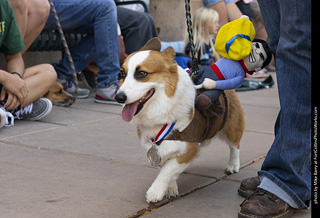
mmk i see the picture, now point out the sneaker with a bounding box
[95,82,120,104]
[0,106,15,127]
[57,79,90,99]
[12,98,52,121]
[0,107,6,128]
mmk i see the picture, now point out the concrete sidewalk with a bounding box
[0,72,311,218]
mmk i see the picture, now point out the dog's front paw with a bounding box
[166,180,179,198]
[146,182,167,203]
[225,163,240,175]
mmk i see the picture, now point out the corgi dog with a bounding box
[115,38,245,203]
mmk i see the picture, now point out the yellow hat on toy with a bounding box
[214,16,255,60]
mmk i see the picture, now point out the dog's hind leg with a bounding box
[217,132,240,175]
[225,140,240,175]
[145,142,199,203]
[221,90,245,174]
[220,120,244,174]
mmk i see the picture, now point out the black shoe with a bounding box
[12,98,52,121]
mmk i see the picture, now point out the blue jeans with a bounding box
[44,0,120,88]
[257,0,311,209]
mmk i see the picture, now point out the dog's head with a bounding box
[115,38,179,123]
[44,81,75,107]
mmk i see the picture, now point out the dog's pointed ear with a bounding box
[162,46,176,65]
[139,37,161,52]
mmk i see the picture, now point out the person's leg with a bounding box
[52,34,96,82]
[22,0,50,53]
[94,0,119,88]
[235,1,251,20]
[7,0,28,41]
[225,1,242,21]
[257,0,311,209]
[117,7,158,54]
[44,0,96,81]
[21,64,57,107]
[45,0,120,88]
[8,0,50,53]
[205,0,229,26]
[240,0,311,213]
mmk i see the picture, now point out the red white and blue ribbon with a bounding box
[148,122,176,144]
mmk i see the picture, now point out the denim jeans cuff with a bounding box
[258,171,310,209]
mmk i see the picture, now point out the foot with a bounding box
[12,98,52,121]
[166,180,179,198]
[95,82,119,104]
[238,176,261,198]
[0,107,14,128]
[145,179,169,203]
[195,93,224,117]
[0,107,5,128]
[57,78,90,99]
[239,189,295,218]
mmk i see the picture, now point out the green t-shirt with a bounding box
[0,0,25,55]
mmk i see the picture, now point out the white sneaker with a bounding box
[0,107,14,128]
[95,82,120,104]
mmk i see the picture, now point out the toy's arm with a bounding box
[195,78,216,89]
[195,74,245,90]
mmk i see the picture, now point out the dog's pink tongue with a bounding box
[122,101,139,122]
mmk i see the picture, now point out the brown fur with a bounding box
[176,142,199,164]
[43,82,74,106]
[221,90,245,149]
[167,90,245,162]
[118,37,245,203]
[120,47,179,98]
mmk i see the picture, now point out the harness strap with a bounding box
[158,92,228,144]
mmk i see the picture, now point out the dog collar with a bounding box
[147,122,176,167]
[148,122,176,145]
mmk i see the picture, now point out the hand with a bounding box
[1,73,29,107]
[194,78,217,90]
[1,88,21,110]
[202,78,217,89]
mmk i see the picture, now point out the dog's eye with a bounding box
[135,71,148,79]
[118,70,126,80]
[56,89,63,94]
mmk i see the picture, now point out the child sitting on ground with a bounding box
[0,0,57,128]
[184,7,220,66]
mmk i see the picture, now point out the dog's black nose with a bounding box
[115,92,127,103]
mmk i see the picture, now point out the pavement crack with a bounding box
[127,178,220,218]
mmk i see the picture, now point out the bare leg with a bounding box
[22,0,50,53]
[208,1,242,26]
[226,2,243,21]
[8,0,50,53]
[21,64,57,107]
[207,1,229,26]
[7,0,28,39]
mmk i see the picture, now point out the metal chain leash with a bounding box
[48,0,78,101]
[185,0,199,80]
